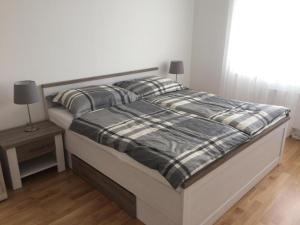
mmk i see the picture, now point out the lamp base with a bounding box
[24,126,39,132]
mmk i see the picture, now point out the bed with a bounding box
[41,67,289,225]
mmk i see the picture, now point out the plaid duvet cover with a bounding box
[146,89,289,136]
[70,101,248,189]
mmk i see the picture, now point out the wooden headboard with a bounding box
[40,67,159,118]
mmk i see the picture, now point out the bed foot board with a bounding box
[198,158,280,225]
[137,198,180,225]
[181,121,289,225]
[71,155,137,218]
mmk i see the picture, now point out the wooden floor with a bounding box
[1,138,300,225]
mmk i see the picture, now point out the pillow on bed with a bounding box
[52,85,139,117]
[113,76,185,98]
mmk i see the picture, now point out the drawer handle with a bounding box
[28,145,54,153]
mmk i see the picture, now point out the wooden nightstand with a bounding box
[0,160,7,201]
[0,121,66,190]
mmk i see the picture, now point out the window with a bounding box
[227,0,300,87]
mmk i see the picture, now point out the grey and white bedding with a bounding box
[70,100,249,188]
[146,89,289,136]
[62,76,289,189]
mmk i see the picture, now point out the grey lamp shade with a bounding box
[14,80,40,105]
[169,61,184,75]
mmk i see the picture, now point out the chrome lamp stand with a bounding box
[24,104,39,132]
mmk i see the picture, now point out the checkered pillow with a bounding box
[114,76,185,98]
[52,85,139,117]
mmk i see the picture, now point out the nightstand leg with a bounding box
[0,162,8,201]
[66,151,73,169]
[6,148,22,190]
[55,134,65,172]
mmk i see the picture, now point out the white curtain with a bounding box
[221,0,300,130]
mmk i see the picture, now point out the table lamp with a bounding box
[14,80,40,132]
[169,61,184,82]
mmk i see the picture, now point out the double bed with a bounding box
[41,67,289,225]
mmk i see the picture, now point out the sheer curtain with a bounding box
[221,0,300,131]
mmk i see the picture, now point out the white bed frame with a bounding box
[41,68,289,225]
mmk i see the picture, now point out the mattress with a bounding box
[48,107,172,188]
[48,107,73,130]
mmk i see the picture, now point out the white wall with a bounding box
[0,0,194,130]
[190,0,231,94]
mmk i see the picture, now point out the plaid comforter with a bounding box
[70,101,248,189]
[146,90,289,136]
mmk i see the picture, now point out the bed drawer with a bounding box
[72,155,136,218]
[16,137,55,163]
